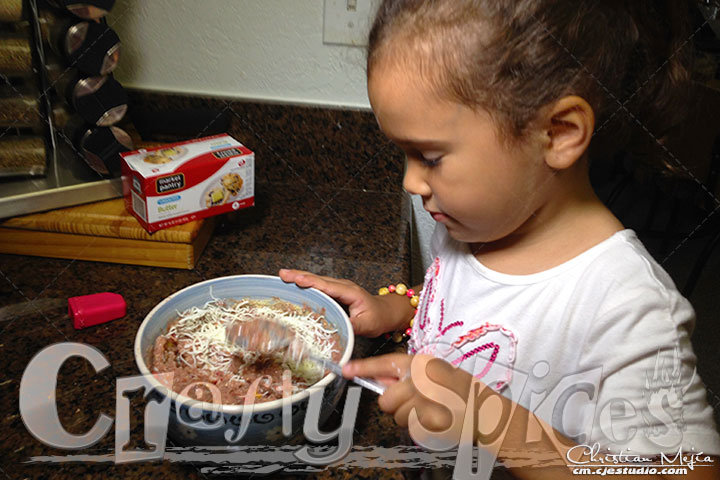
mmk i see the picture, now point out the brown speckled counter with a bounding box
[0,96,427,479]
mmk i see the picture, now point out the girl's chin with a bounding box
[444,224,494,245]
[444,225,475,243]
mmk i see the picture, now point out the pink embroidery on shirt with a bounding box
[408,258,439,354]
[441,322,464,336]
[429,257,439,303]
[420,300,431,330]
[415,257,440,333]
[406,253,518,392]
[410,257,470,354]
[451,342,500,378]
[437,299,464,336]
[453,323,518,389]
[437,298,444,332]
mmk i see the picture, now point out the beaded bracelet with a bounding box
[378,283,419,343]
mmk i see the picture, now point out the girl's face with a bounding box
[368,63,555,245]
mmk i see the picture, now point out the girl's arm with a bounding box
[278,269,418,337]
[344,354,720,480]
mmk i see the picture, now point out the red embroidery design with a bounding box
[452,323,517,390]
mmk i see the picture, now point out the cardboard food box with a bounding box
[121,134,254,233]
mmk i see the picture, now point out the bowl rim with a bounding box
[134,274,354,414]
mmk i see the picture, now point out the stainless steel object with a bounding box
[14,12,121,75]
[0,0,123,219]
[227,317,386,396]
[64,21,121,75]
[78,125,133,176]
[72,75,128,126]
[46,0,115,20]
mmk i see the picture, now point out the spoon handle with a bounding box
[313,356,386,395]
[350,375,387,395]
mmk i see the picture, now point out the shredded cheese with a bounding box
[163,297,339,382]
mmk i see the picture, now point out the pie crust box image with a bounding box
[121,134,255,233]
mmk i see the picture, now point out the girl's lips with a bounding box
[429,211,449,222]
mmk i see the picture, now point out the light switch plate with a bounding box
[323,0,380,47]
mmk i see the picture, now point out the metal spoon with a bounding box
[226,317,386,395]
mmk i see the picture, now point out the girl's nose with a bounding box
[403,159,431,197]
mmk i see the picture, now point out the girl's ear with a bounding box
[542,96,595,170]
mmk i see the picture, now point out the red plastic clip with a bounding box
[68,292,126,330]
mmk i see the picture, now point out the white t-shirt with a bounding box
[408,224,720,456]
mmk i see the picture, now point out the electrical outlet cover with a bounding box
[323,0,380,47]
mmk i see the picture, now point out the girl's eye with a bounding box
[420,154,442,167]
[403,149,443,167]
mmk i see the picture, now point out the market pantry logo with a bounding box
[155,173,185,194]
[212,147,244,159]
[17,342,696,478]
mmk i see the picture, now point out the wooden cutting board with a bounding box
[0,198,215,269]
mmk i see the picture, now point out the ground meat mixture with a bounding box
[150,298,343,405]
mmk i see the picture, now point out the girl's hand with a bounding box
[278,269,407,337]
[343,353,473,446]
[348,355,720,480]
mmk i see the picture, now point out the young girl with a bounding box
[282,0,720,476]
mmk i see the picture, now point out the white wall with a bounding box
[108,0,434,273]
[108,0,372,108]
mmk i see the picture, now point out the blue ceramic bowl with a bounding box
[134,274,353,446]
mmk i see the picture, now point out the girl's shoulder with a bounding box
[431,224,690,325]
[434,226,663,287]
[575,229,695,338]
[579,229,682,302]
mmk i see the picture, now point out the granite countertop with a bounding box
[0,97,428,479]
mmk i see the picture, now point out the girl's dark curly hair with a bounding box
[367,0,693,159]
